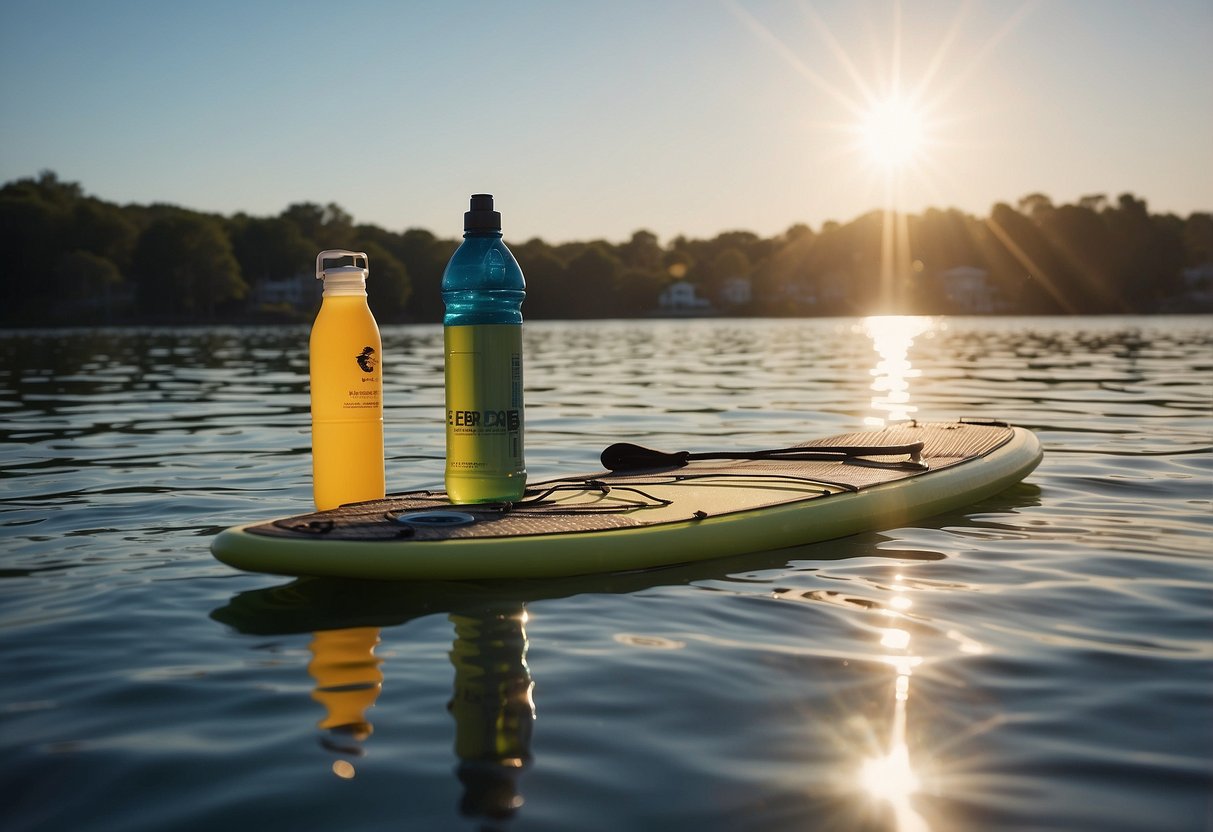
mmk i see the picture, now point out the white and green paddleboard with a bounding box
[211,420,1042,581]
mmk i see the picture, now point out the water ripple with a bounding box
[1,317,1211,832]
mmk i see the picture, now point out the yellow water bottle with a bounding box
[310,250,385,511]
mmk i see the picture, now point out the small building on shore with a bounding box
[252,273,317,307]
[938,265,1003,313]
[719,276,752,307]
[657,280,714,315]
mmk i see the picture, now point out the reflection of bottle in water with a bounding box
[310,250,385,511]
[447,606,535,821]
[307,627,384,768]
[442,195,526,504]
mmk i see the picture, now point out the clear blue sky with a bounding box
[2,0,1210,244]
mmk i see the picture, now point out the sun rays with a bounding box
[726,0,1036,312]
[725,0,957,191]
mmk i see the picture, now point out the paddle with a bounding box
[600,440,926,471]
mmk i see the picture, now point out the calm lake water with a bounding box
[1,316,1210,832]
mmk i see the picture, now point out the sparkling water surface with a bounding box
[1,316,1210,832]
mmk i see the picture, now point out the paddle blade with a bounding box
[600,442,690,471]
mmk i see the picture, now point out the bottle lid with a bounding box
[464,193,502,231]
[316,250,369,296]
[316,250,369,281]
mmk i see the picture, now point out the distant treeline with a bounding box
[2,171,1210,326]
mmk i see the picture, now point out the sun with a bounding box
[860,94,927,169]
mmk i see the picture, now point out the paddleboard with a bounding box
[210,420,1041,581]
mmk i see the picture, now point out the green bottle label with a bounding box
[444,324,525,502]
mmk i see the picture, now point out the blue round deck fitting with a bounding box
[392,510,478,527]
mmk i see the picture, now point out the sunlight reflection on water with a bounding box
[862,315,933,426]
[857,573,931,832]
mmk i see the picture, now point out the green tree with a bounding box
[1103,193,1183,310]
[54,251,126,323]
[513,239,567,319]
[132,212,246,319]
[68,198,139,272]
[1017,193,1055,222]
[0,191,60,319]
[228,215,313,285]
[394,228,458,322]
[356,240,411,321]
[712,247,750,280]
[983,201,1071,313]
[613,268,662,314]
[910,208,979,276]
[752,224,815,314]
[1078,193,1109,213]
[0,172,104,320]
[1038,203,1118,312]
[618,229,663,272]
[1182,213,1213,265]
[565,244,623,317]
[280,202,354,248]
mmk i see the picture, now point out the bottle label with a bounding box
[444,324,524,474]
[312,344,381,418]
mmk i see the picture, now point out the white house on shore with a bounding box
[1170,262,1213,311]
[658,280,714,314]
[938,265,1003,313]
[252,273,317,307]
[719,276,752,307]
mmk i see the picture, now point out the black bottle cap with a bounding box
[464,193,502,231]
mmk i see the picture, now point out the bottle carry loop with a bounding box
[316,250,369,279]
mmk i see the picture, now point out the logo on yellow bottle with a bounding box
[356,347,378,373]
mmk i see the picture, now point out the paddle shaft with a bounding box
[601,440,925,471]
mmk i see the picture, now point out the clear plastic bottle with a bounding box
[442,194,526,504]
[310,250,385,510]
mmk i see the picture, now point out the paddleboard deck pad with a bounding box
[211,420,1042,580]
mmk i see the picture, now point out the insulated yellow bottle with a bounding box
[310,250,385,511]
